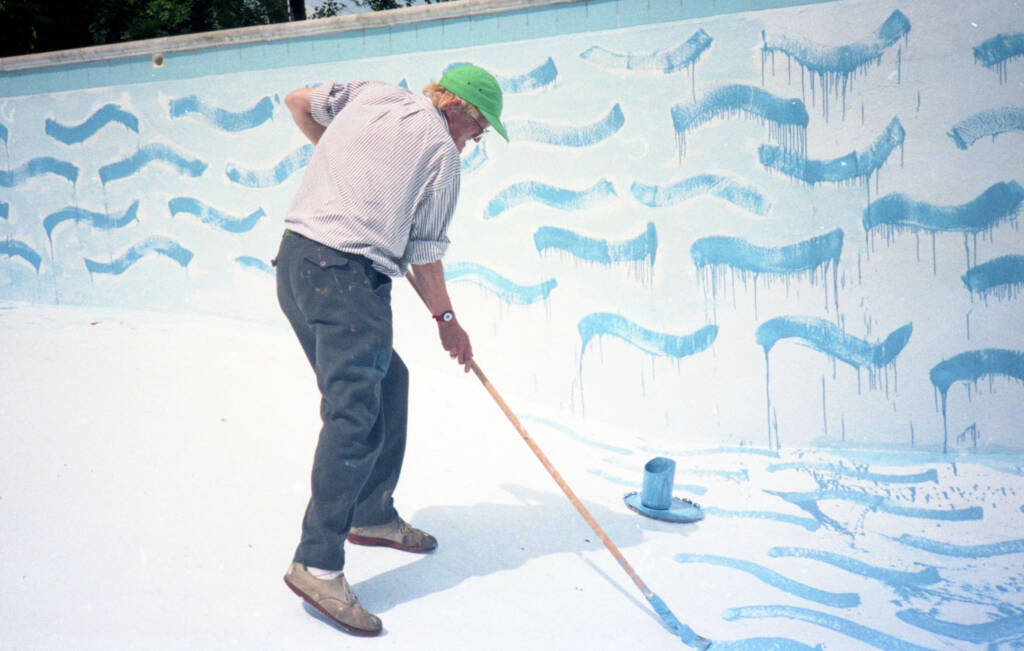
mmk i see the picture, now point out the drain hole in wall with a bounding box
[152,53,165,68]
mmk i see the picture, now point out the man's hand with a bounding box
[438,318,473,372]
[408,262,473,373]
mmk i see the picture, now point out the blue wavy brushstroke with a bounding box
[587,469,706,495]
[44,103,139,145]
[710,638,822,651]
[485,179,616,218]
[896,533,1024,557]
[759,117,904,184]
[579,29,712,73]
[534,222,657,265]
[168,197,266,233]
[579,313,717,359]
[0,157,79,187]
[0,202,7,219]
[675,554,859,608]
[169,94,276,132]
[962,254,1024,295]
[702,507,820,531]
[83,236,193,274]
[671,85,807,156]
[766,462,938,484]
[723,605,935,651]
[461,142,487,174]
[691,229,842,275]
[768,547,940,588]
[443,58,557,93]
[444,262,556,304]
[897,609,1024,643]
[226,144,312,187]
[505,104,624,147]
[236,255,273,274]
[631,174,770,215]
[767,489,983,524]
[974,33,1024,69]
[930,349,1024,397]
[756,317,911,370]
[863,181,1024,233]
[99,144,207,184]
[519,415,631,455]
[43,201,140,240]
[0,239,42,272]
[948,107,1024,149]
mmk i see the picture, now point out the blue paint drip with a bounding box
[755,317,912,369]
[235,255,273,274]
[701,507,820,531]
[168,95,276,132]
[710,638,822,651]
[759,117,904,185]
[948,107,1024,149]
[44,104,140,145]
[631,174,770,215]
[692,229,842,275]
[896,533,1024,557]
[0,157,79,187]
[0,239,43,272]
[505,104,624,147]
[674,553,859,608]
[579,29,712,73]
[0,203,8,220]
[768,547,940,587]
[587,469,707,495]
[169,197,266,233]
[444,58,558,93]
[897,609,1024,643]
[43,201,140,240]
[534,222,657,266]
[930,349,1024,396]
[863,181,1024,233]
[99,144,207,184]
[579,312,717,359]
[763,10,910,75]
[0,122,7,143]
[83,236,193,274]
[766,462,937,484]
[723,605,936,651]
[767,489,983,522]
[485,179,617,218]
[225,144,312,187]
[646,592,710,649]
[974,33,1024,82]
[461,142,487,174]
[444,262,556,304]
[962,254,1024,297]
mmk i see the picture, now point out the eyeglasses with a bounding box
[470,112,490,140]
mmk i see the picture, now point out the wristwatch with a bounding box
[432,310,455,323]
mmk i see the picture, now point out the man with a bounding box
[274,64,508,636]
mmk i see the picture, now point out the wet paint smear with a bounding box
[670,84,808,159]
[44,103,139,145]
[534,222,657,266]
[674,553,859,607]
[99,144,207,184]
[766,462,938,484]
[0,157,79,187]
[631,174,771,215]
[701,507,820,531]
[645,592,710,649]
[43,201,139,241]
[235,255,273,274]
[723,605,936,651]
[896,533,1024,557]
[768,547,940,588]
[756,317,912,370]
[578,312,717,360]
[948,107,1024,149]
[484,178,617,219]
[0,239,43,272]
[766,490,983,534]
[974,32,1024,83]
[444,261,556,304]
[962,254,1024,299]
[443,57,558,93]
[897,609,1024,644]
[709,638,823,651]
[579,28,712,74]
[168,94,276,132]
[83,236,193,275]
[461,141,487,174]
[761,10,911,120]
[505,104,624,147]
[692,229,842,276]
[168,197,266,234]
[863,181,1024,234]
[225,144,312,188]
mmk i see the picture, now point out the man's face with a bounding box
[445,100,490,153]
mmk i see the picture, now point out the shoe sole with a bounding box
[283,576,382,637]
[347,533,437,553]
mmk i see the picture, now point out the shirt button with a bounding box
[319,261,327,267]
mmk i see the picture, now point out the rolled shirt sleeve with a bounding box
[406,176,460,265]
[310,81,367,127]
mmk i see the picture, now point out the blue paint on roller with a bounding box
[755,317,912,370]
[444,262,556,304]
[43,201,140,241]
[44,103,139,144]
[768,547,940,588]
[895,533,1024,557]
[0,239,43,272]
[83,236,193,274]
[962,254,1024,297]
[691,229,842,275]
[631,174,770,215]
[505,104,624,147]
[578,313,716,359]
[226,144,312,187]
[896,609,1024,644]
[580,29,712,73]
[99,144,206,183]
[169,94,276,131]
[485,178,617,218]
[948,107,1024,149]
[0,157,79,187]
[535,222,657,266]
[863,181,1024,234]
[169,197,266,233]
[646,592,711,649]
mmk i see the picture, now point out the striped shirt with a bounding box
[283,81,461,277]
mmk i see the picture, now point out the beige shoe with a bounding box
[348,516,438,553]
[283,563,382,637]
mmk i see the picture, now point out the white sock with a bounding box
[307,566,343,580]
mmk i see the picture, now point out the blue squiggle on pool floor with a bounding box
[709,638,822,651]
[99,144,207,184]
[535,222,657,266]
[897,609,1024,644]
[768,547,940,588]
[225,144,312,187]
[756,317,912,370]
[83,236,193,274]
[723,605,936,651]
[43,202,140,240]
[767,489,983,524]
[444,262,556,304]
[461,142,487,174]
[863,181,1024,234]
[896,533,1024,557]
[579,312,716,360]
[631,174,770,215]
[444,58,557,93]
[519,415,631,455]
[505,104,624,147]
[702,507,820,531]
[948,107,1024,149]
[766,462,937,484]
[675,554,859,607]
[587,468,706,495]
[236,256,273,274]
[168,197,266,233]
[485,179,616,218]
[45,104,139,145]
[974,33,1024,83]
[962,254,1024,299]
[0,157,79,187]
[1,240,43,272]
[169,94,276,131]
[579,29,712,74]
[692,229,842,276]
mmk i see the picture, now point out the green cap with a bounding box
[439,64,509,142]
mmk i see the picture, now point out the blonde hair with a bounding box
[423,82,483,120]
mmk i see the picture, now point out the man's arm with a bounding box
[409,261,473,372]
[285,88,327,145]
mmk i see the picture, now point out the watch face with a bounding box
[442,311,454,322]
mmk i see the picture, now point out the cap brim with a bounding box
[478,108,508,142]
[624,492,704,523]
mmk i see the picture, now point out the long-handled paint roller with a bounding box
[406,272,711,649]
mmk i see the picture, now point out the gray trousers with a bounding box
[275,231,408,571]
